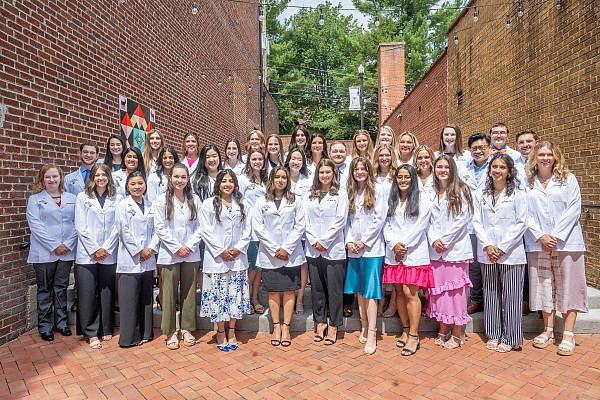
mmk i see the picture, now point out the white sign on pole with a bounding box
[349,86,361,110]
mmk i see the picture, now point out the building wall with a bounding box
[263,87,279,136]
[0,0,268,343]
[382,50,448,149]
[446,0,600,287]
[377,43,406,127]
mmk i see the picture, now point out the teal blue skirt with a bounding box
[247,241,261,271]
[343,256,384,300]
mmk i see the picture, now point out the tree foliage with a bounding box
[267,0,465,139]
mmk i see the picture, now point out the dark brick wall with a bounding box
[446,0,600,287]
[0,0,273,343]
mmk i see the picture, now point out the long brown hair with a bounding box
[433,155,473,217]
[243,148,268,185]
[84,164,117,198]
[143,129,165,174]
[165,163,197,221]
[438,124,465,156]
[265,166,295,203]
[181,132,200,159]
[526,141,570,189]
[266,134,285,166]
[351,129,374,160]
[33,164,66,194]
[347,157,376,213]
[309,159,340,198]
[373,144,398,182]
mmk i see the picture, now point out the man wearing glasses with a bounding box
[459,133,493,315]
[489,123,521,162]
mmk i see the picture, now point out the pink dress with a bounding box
[426,259,473,325]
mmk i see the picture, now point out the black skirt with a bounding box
[261,265,301,292]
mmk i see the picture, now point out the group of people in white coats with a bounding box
[26,123,587,358]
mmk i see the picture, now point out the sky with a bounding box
[277,0,370,28]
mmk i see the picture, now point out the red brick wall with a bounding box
[263,86,279,136]
[446,0,600,287]
[378,43,406,126]
[0,0,268,343]
[382,50,448,149]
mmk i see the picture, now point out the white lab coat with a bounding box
[459,159,489,234]
[427,192,473,262]
[112,169,127,197]
[375,175,393,196]
[304,190,349,260]
[253,196,306,269]
[524,173,585,252]
[345,185,388,258]
[417,174,435,201]
[65,168,86,195]
[75,191,122,265]
[238,174,266,241]
[115,196,160,273]
[182,157,199,175]
[514,154,529,184]
[433,150,471,170]
[222,160,245,176]
[147,172,168,202]
[290,173,312,199]
[472,189,528,265]
[152,192,203,264]
[337,163,350,190]
[383,196,432,266]
[26,190,78,263]
[200,197,251,273]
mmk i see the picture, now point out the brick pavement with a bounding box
[1,328,599,399]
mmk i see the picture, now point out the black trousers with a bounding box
[307,256,346,327]
[33,261,71,333]
[118,271,154,347]
[76,263,116,338]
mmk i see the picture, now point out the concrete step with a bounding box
[66,285,600,334]
[67,284,600,310]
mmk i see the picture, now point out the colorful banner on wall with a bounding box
[119,95,156,152]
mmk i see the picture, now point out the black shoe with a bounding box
[40,332,54,341]
[57,327,72,336]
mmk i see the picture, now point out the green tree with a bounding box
[267,2,379,139]
[353,0,465,83]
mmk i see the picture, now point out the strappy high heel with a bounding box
[401,333,420,356]
[227,327,238,351]
[281,322,291,347]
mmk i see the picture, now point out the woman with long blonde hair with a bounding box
[351,129,374,160]
[344,157,387,355]
[524,141,587,356]
[397,131,419,165]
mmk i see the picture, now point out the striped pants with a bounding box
[481,263,525,346]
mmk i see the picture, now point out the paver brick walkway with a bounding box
[1,328,599,399]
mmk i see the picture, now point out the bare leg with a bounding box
[357,294,368,342]
[402,284,421,354]
[561,310,578,346]
[227,318,238,346]
[377,286,386,316]
[216,321,227,347]
[281,291,295,345]
[383,286,398,317]
[296,262,308,314]
[395,283,409,346]
[268,292,281,344]
[364,296,378,354]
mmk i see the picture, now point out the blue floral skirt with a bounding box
[200,270,252,322]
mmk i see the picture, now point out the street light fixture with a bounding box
[358,64,365,130]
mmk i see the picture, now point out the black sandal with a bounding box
[271,322,281,346]
[401,333,421,356]
[314,324,328,342]
[281,322,291,347]
[324,328,337,346]
[396,326,409,348]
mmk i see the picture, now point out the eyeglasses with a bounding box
[490,131,507,136]
[470,145,489,152]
